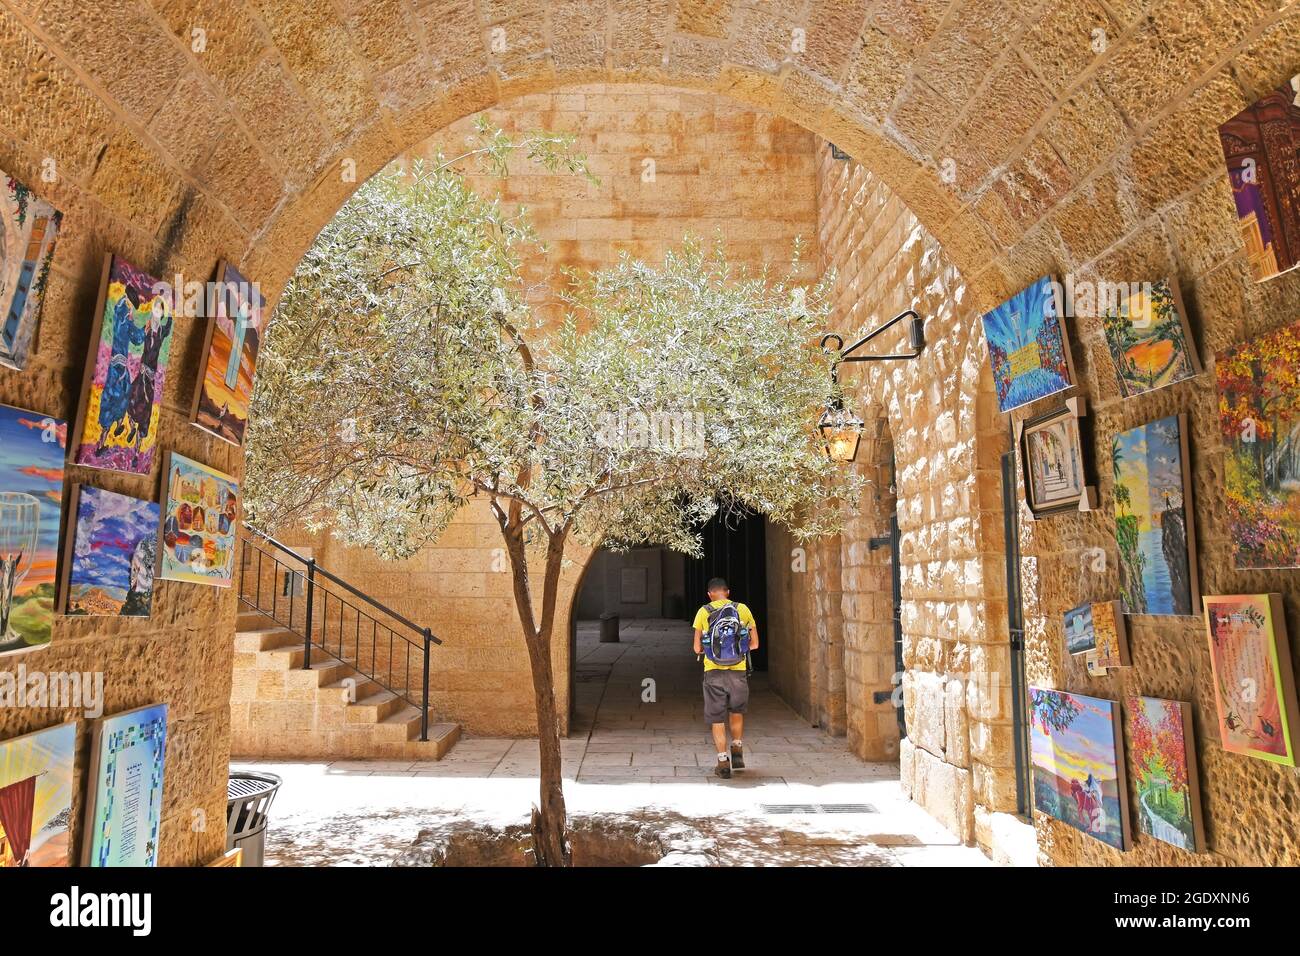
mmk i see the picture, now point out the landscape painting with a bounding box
[1101,279,1201,398]
[1127,696,1205,853]
[1203,594,1299,766]
[982,275,1075,413]
[192,261,262,446]
[0,403,66,657]
[71,255,176,476]
[1111,414,1198,616]
[1018,398,1095,518]
[82,703,167,867]
[159,453,239,587]
[1030,687,1129,851]
[60,485,159,617]
[0,170,63,371]
[0,721,75,867]
[1218,74,1300,282]
[1216,319,1300,569]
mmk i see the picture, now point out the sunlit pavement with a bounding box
[235,619,990,866]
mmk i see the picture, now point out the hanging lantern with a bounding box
[817,401,865,464]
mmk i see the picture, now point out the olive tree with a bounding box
[244,126,864,865]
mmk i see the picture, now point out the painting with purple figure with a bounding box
[71,255,175,475]
[981,275,1076,413]
[60,485,159,617]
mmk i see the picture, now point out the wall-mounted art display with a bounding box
[1218,73,1300,283]
[82,703,167,867]
[1216,319,1300,569]
[0,171,63,372]
[982,275,1076,413]
[1203,594,1299,766]
[1086,650,1106,677]
[191,261,263,447]
[70,255,176,476]
[1100,278,1201,398]
[1127,696,1205,853]
[1015,396,1096,518]
[59,485,159,617]
[0,403,66,658]
[1063,599,1128,667]
[1111,414,1198,616]
[0,721,75,867]
[1029,687,1130,851]
[159,452,239,587]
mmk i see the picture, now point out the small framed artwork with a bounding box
[1203,594,1300,766]
[1126,696,1206,853]
[981,275,1077,413]
[1100,278,1201,398]
[59,485,159,617]
[0,169,63,371]
[1015,396,1097,519]
[158,452,240,588]
[82,703,168,867]
[1063,599,1128,666]
[191,261,263,447]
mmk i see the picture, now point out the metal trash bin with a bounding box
[599,612,620,643]
[226,771,282,867]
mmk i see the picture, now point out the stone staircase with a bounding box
[229,609,461,760]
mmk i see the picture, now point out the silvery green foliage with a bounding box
[245,128,863,564]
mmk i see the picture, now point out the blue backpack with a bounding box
[701,602,749,666]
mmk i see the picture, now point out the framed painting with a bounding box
[82,703,167,867]
[1218,73,1300,283]
[1063,599,1128,666]
[0,721,75,867]
[59,485,159,617]
[191,261,263,447]
[1101,278,1201,398]
[981,275,1076,413]
[70,255,176,476]
[158,452,239,587]
[1086,650,1107,677]
[1203,594,1300,766]
[1111,414,1198,616]
[0,170,63,371]
[1126,696,1205,853]
[0,403,67,657]
[1015,397,1096,518]
[1064,602,1097,656]
[1216,319,1300,569]
[1029,687,1130,851]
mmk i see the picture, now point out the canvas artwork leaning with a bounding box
[60,485,159,617]
[1203,594,1300,766]
[982,275,1076,413]
[1029,687,1130,851]
[0,721,75,867]
[159,452,239,587]
[1216,319,1300,569]
[1111,414,1198,616]
[71,255,176,476]
[1063,600,1128,667]
[82,703,167,867]
[1016,397,1096,518]
[192,261,263,447]
[1218,73,1300,283]
[1100,279,1201,399]
[0,403,66,658]
[0,170,63,371]
[1127,696,1205,853]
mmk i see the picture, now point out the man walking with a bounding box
[693,577,759,779]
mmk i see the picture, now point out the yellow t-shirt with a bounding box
[693,600,755,672]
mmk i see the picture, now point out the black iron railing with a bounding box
[236,525,442,741]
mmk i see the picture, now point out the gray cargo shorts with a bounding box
[702,669,749,724]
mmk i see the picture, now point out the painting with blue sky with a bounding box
[0,402,66,656]
[1030,687,1130,851]
[61,485,159,617]
[981,275,1075,412]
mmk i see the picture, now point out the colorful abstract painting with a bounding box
[1204,594,1300,766]
[159,453,238,587]
[1111,415,1198,616]
[72,255,175,475]
[0,403,66,657]
[982,275,1075,413]
[1018,398,1095,517]
[1216,320,1300,569]
[0,171,62,371]
[192,261,262,446]
[60,486,159,617]
[1127,696,1204,853]
[1029,687,1129,851]
[0,721,75,867]
[83,703,167,867]
[1218,74,1300,283]
[1101,279,1201,398]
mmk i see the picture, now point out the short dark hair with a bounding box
[706,577,729,592]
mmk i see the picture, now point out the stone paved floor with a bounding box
[234,618,991,866]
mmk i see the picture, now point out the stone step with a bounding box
[347,690,406,724]
[237,609,277,630]
[375,705,428,741]
[285,659,352,690]
[321,675,382,703]
[234,627,299,653]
